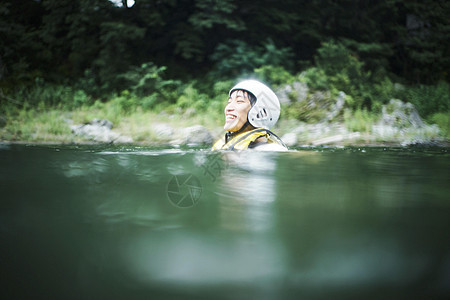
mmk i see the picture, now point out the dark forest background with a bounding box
[0,0,449,139]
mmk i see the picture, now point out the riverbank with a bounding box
[1,100,448,148]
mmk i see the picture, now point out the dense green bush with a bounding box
[298,68,330,91]
[299,41,373,109]
[403,81,450,118]
[1,37,449,143]
[119,62,181,102]
[344,109,377,133]
[2,80,93,109]
[368,78,405,112]
[254,66,296,87]
[210,39,294,79]
[283,100,327,123]
[429,112,450,139]
[177,84,209,111]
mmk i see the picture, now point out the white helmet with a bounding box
[229,79,280,129]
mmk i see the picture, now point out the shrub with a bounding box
[403,81,450,118]
[254,65,296,87]
[300,41,373,109]
[429,112,450,139]
[344,109,377,133]
[177,84,209,111]
[119,62,181,103]
[210,38,294,79]
[316,41,367,82]
[283,98,328,124]
[298,67,329,91]
[370,77,405,112]
[3,79,94,110]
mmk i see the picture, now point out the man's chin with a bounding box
[224,122,236,132]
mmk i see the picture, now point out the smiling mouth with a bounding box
[225,115,237,122]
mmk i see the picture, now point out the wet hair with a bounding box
[232,89,257,106]
[247,91,256,106]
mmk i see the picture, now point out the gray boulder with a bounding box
[281,132,298,147]
[71,118,133,143]
[380,99,425,128]
[183,125,214,145]
[277,81,309,104]
[278,80,347,123]
[153,123,174,139]
[373,99,440,145]
[90,118,113,130]
[323,91,346,122]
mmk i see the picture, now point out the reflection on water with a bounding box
[218,152,278,232]
[0,144,449,299]
[123,232,286,286]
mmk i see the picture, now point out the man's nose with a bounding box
[225,102,235,111]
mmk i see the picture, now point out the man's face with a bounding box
[224,90,252,132]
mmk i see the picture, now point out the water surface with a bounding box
[1,144,449,299]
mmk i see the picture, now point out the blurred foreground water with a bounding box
[1,144,449,299]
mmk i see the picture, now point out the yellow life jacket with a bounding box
[211,128,286,151]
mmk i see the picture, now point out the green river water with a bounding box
[1,144,449,299]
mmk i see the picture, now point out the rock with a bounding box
[281,132,298,147]
[184,108,197,117]
[153,123,174,139]
[276,97,442,146]
[306,90,346,122]
[373,99,440,145]
[287,122,352,145]
[71,118,133,143]
[312,132,361,146]
[380,99,424,128]
[277,81,308,104]
[323,91,346,122]
[183,125,213,145]
[113,135,133,144]
[91,118,113,130]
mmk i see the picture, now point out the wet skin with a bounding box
[224,90,252,132]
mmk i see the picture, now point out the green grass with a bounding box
[344,108,377,133]
[1,107,73,142]
[1,75,448,145]
[1,100,448,145]
[0,100,224,144]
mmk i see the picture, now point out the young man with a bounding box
[212,79,288,151]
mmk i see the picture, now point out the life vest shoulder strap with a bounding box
[212,129,287,151]
[228,129,268,150]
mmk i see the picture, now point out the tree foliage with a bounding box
[1,0,449,93]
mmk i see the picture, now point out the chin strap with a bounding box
[225,120,251,143]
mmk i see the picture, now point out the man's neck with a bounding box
[225,123,255,143]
